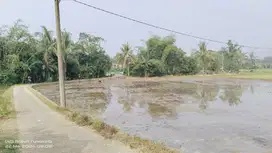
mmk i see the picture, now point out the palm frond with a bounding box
[41,26,53,43]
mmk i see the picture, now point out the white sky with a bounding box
[1,0,272,58]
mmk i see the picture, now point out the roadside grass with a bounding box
[0,86,15,119]
[0,86,20,153]
[28,86,178,153]
[0,85,9,95]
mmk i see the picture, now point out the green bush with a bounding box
[131,60,166,77]
[92,120,105,132]
[179,57,199,74]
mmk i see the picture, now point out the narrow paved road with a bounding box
[13,86,135,153]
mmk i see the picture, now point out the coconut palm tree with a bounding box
[61,31,73,80]
[195,42,211,74]
[37,26,56,81]
[138,47,151,77]
[38,27,74,80]
[119,43,134,76]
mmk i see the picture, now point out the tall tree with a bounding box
[119,43,134,76]
[221,40,244,73]
[193,42,212,74]
[38,26,57,81]
[0,20,112,84]
[61,31,73,80]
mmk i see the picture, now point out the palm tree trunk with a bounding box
[123,55,127,72]
[127,66,130,76]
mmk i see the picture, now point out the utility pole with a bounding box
[54,0,66,107]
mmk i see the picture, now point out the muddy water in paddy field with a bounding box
[35,78,272,153]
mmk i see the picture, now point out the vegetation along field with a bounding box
[1,20,272,85]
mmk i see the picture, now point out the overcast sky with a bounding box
[1,0,272,58]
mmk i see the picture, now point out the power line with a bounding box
[70,0,272,50]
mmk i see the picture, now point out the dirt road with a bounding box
[12,86,135,153]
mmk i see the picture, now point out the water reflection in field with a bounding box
[35,78,272,153]
[102,79,272,153]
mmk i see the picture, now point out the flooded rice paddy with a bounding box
[35,77,272,153]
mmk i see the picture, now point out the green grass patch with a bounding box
[0,85,9,95]
[0,86,20,153]
[214,71,272,80]
[28,85,179,153]
[240,68,272,73]
[172,69,272,81]
[0,87,15,118]
[92,120,105,132]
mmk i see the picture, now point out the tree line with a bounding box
[1,21,271,85]
[0,20,111,84]
[113,35,267,77]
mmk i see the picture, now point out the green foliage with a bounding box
[192,42,222,74]
[113,43,135,76]
[193,42,210,73]
[116,35,199,77]
[1,20,262,81]
[221,40,245,73]
[207,51,221,73]
[178,56,199,75]
[117,36,254,77]
[131,59,166,77]
[0,20,112,84]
